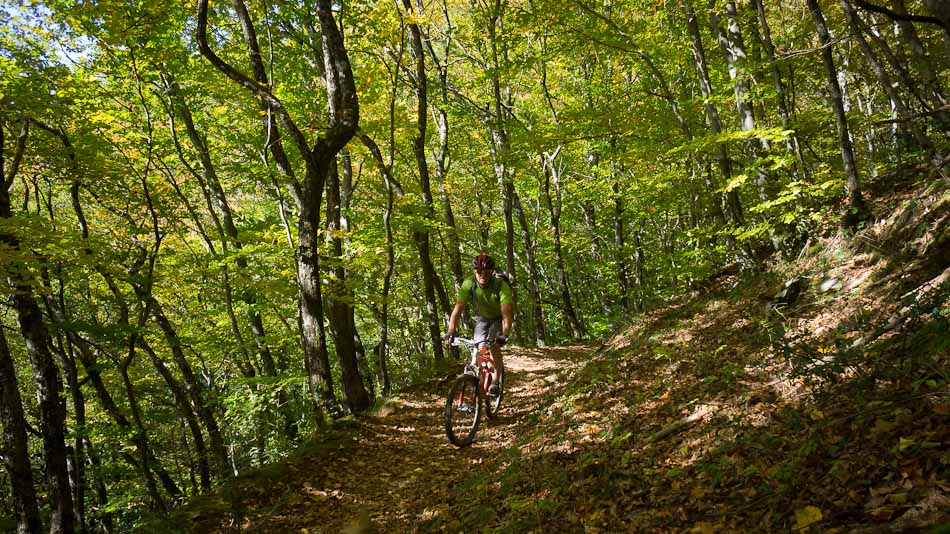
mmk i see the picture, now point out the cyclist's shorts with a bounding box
[475,316,502,344]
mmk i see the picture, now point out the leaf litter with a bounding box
[170,179,949,533]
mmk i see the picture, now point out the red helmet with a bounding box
[471,253,495,271]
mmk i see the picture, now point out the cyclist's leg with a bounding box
[476,316,504,391]
[491,344,504,391]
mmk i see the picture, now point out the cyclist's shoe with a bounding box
[488,384,501,397]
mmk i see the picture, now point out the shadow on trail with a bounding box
[184,345,584,534]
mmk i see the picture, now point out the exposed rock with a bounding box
[772,277,807,308]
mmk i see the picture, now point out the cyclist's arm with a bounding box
[499,280,514,338]
[500,303,513,338]
[447,301,466,335]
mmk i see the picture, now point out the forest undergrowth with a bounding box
[149,174,950,533]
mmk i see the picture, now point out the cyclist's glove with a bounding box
[444,332,456,344]
[495,335,508,346]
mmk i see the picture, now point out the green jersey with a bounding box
[458,276,513,320]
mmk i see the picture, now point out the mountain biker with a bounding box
[445,253,513,396]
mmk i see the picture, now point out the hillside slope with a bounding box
[149,177,950,533]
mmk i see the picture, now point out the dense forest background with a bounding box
[1,0,948,531]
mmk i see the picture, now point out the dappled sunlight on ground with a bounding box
[189,345,586,533]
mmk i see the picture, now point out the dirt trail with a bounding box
[201,346,588,533]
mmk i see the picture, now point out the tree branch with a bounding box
[3,118,29,189]
[195,0,312,161]
[852,0,946,29]
[358,133,405,197]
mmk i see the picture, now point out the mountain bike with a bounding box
[444,337,503,447]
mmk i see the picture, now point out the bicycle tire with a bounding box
[445,374,482,447]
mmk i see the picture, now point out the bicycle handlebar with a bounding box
[449,337,493,348]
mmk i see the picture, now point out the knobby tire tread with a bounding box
[445,374,481,447]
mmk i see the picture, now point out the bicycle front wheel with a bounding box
[445,374,482,447]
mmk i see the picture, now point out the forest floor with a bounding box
[156,175,950,534]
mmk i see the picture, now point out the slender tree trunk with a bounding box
[752,0,807,178]
[891,0,950,127]
[379,180,395,393]
[513,190,546,346]
[360,136,403,394]
[231,0,303,207]
[145,295,230,479]
[708,0,773,203]
[542,151,585,340]
[325,158,370,412]
[198,0,358,420]
[230,0,300,438]
[0,323,42,534]
[43,267,87,532]
[633,221,647,311]
[806,0,870,226]
[163,71,284,380]
[680,0,745,228]
[421,2,464,289]
[921,0,950,61]
[840,0,935,157]
[0,139,74,533]
[54,335,85,530]
[83,438,113,533]
[613,178,631,314]
[403,0,446,362]
[484,0,520,328]
[139,339,212,491]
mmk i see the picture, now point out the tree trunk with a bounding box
[513,190,546,346]
[708,0,773,203]
[52,333,85,530]
[83,438,114,533]
[421,4,464,289]
[752,0,808,179]
[542,151,585,340]
[921,0,950,61]
[840,0,935,157]
[806,0,870,227]
[0,323,43,534]
[484,0,520,329]
[0,144,74,533]
[198,0,358,420]
[325,158,370,412]
[891,0,950,128]
[680,0,745,228]
[360,133,403,394]
[139,339,212,491]
[403,0,446,362]
[613,178,632,314]
[145,295,230,479]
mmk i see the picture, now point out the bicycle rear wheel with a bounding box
[445,374,482,447]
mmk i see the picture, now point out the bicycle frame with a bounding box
[451,337,496,396]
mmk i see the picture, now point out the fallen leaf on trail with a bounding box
[690,521,718,533]
[872,418,895,434]
[889,492,909,505]
[793,505,823,530]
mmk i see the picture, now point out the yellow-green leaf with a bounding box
[793,505,823,530]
